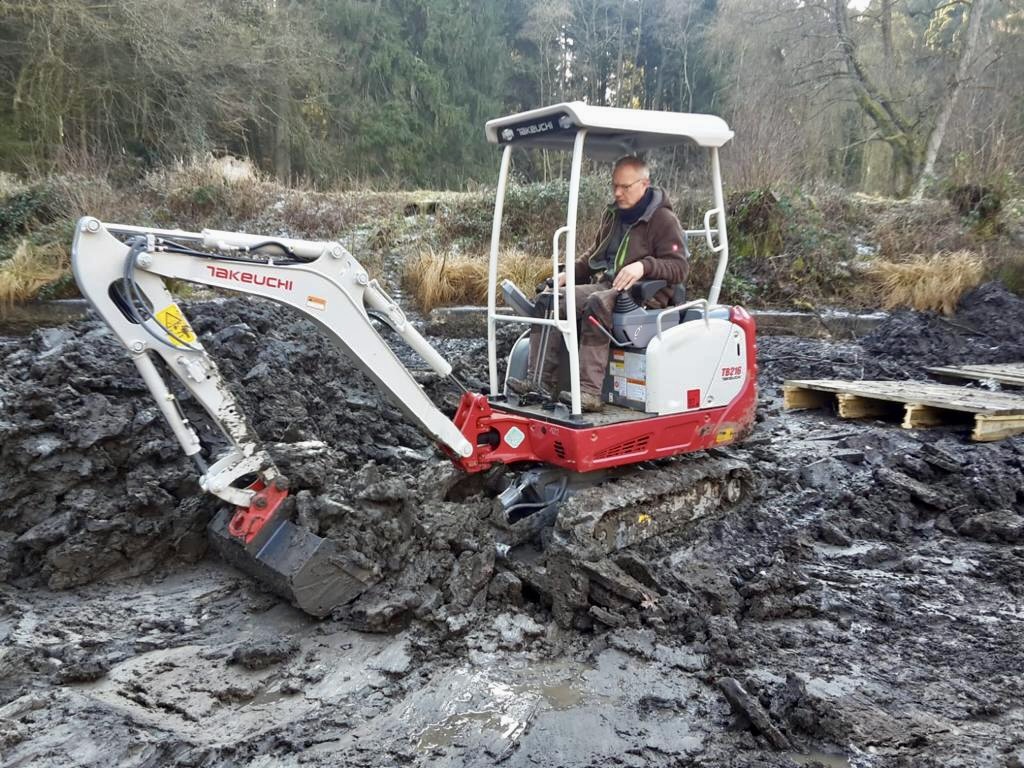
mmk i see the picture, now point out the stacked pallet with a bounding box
[925,362,1024,388]
[783,376,1024,441]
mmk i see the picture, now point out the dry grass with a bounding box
[143,155,278,226]
[854,196,969,258]
[277,190,358,239]
[402,248,552,313]
[51,174,126,222]
[0,172,26,199]
[868,250,986,315]
[0,240,69,308]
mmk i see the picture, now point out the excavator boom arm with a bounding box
[71,217,473,510]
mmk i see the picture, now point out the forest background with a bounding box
[0,0,1022,310]
[3,0,1022,194]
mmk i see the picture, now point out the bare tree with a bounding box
[881,0,894,64]
[831,0,921,195]
[913,0,990,199]
[708,0,1016,197]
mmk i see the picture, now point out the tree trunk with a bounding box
[881,0,893,64]
[912,0,989,200]
[271,0,293,184]
[614,0,627,106]
[832,0,920,196]
[273,71,291,185]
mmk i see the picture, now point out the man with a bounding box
[509,156,689,413]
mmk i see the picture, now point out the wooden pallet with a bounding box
[782,379,1024,441]
[926,362,1024,388]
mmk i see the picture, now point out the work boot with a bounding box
[507,376,546,397]
[506,376,531,395]
[558,390,605,413]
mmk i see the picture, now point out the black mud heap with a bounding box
[0,284,1022,632]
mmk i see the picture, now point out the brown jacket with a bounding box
[573,187,689,308]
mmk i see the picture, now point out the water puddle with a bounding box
[812,541,875,558]
[535,682,584,710]
[418,710,525,749]
[411,663,592,753]
[787,750,851,767]
[249,683,295,707]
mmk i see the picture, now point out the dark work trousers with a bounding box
[527,282,618,396]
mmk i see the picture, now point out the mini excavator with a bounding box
[71,103,757,616]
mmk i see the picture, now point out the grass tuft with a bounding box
[143,155,276,227]
[0,239,70,309]
[402,248,552,313]
[868,250,985,315]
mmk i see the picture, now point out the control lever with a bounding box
[500,279,538,317]
[586,315,635,348]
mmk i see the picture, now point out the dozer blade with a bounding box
[496,455,757,628]
[208,506,376,617]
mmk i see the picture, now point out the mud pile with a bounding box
[861,281,1024,368]
[0,296,550,640]
[2,283,1024,766]
[759,281,1024,384]
[2,283,1021,606]
[0,298,471,591]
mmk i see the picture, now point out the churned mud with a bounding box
[1,283,1023,767]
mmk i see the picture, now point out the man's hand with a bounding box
[612,261,644,292]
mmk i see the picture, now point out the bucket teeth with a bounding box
[208,507,376,617]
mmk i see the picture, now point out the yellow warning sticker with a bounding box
[155,303,197,347]
[715,427,735,444]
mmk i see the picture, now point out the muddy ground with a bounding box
[1,283,1023,767]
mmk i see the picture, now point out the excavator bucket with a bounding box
[208,503,376,618]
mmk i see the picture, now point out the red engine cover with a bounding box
[450,307,757,474]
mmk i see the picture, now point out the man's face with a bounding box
[612,165,650,209]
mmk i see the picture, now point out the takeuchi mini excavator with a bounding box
[71,103,757,616]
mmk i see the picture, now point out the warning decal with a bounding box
[155,303,198,347]
[613,376,647,402]
[504,426,526,449]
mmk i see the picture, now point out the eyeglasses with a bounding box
[611,178,645,193]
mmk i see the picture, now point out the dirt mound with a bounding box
[860,281,1024,368]
[3,291,1024,766]
[0,298,463,591]
[0,295,549,642]
[757,281,1024,386]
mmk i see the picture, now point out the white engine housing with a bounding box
[645,316,748,414]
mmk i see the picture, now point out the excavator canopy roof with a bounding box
[485,102,733,156]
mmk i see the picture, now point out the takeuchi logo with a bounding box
[205,265,293,291]
[516,120,554,137]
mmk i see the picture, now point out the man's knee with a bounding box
[583,289,616,322]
